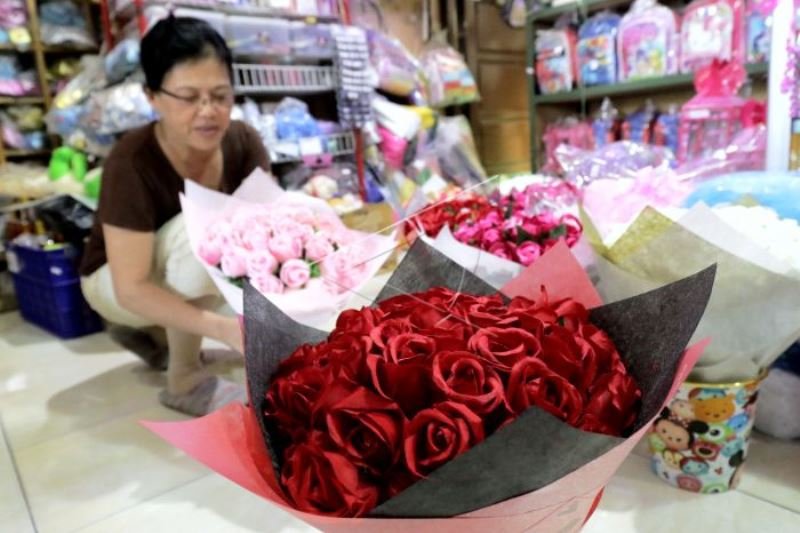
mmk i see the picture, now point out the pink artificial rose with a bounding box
[269,234,303,263]
[251,272,284,295]
[453,224,481,244]
[305,233,335,262]
[274,219,314,245]
[320,252,360,294]
[198,240,223,266]
[241,227,271,251]
[480,228,503,248]
[280,259,312,289]
[220,246,248,278]
[247,249,279,278]
[285,206,317,226]
[315,212,346,234]
[487,241,514,261]
[516,241,542,266]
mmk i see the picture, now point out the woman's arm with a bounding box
[103,223,243,352]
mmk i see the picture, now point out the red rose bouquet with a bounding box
[406,185,582,270]
[145,240,715,532]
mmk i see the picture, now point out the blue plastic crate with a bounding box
[7,245,103,339]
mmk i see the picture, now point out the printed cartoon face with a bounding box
[662,450,683,470]
[649,433,667,453]
[705,423,734,444]
[691,395,735,423]
[722,440,744,459]
[727,412,750,432]
[670,399,695,421]
[702,483,728,494]
[680,457,710,476]
[677,475,702,492]
[654,419,693,451]
[692,440,721,461]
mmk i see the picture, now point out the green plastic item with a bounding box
[48,146,88,182]
[83,168,102,199]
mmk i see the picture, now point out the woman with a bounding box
[80,16,269,416]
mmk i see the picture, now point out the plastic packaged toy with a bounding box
[535,28,578,94]
[746,0,772,63]
[652,104,680,159]
[577,11,621,86]
[677,60,746,163]
[592,98,620,148]
[618,0,679,80]
[680,0,745,73]
[621,100,656,144]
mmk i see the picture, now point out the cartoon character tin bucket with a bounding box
[648,373,766,494]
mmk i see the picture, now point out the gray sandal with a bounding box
[158,376,247,417]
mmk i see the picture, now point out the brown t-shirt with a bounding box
[80,120,269,276]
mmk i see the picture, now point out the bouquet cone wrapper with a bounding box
[180,168,397,328]
[144,240,714,532]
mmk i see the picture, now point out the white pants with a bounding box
[81,214,219,327]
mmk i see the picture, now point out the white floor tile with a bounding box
[75,474,318,533]
[740,434,800,514]
[0,424,34,533]
[584,454,800,533]
[14,406,211,533]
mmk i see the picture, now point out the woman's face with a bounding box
[149,55,234,153]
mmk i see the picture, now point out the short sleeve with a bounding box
[239,122,270,174]
[98,145,157,232]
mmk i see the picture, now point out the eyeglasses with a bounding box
[158,87,236,110]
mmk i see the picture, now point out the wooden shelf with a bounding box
[43,44,100,54]
[529,0,632,22]
[0,96,45,105]
[4,148,51,158]
[533,62,769,105]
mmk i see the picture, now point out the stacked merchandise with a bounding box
[0,0,31,49]
[533,0,771,95]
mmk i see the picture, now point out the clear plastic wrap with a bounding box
[421,43,479,108]
[81,81,157,135]
[51,55,105,110]
[556,141,674,186]
[39,0,96,48]
[104,38,140,85]
[368,30,421,97]
[434,116,486,187]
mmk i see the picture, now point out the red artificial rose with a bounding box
[281,437,380,517]
[468,327,542,372]
[387,333,438,364]
[265,366,332,440]
[404,401,485,478]
[416,320,472,352]
[506,357,584,425]
[582,371,642,436]
[270,344,319,379]
[325,387,405,475]
[464,297,519,329]
[315,334,373,384]
[538,326,584,384]
[368,356,436,418]
[331,307,385,339]
[369,318,414,351]
[432,351,505,415]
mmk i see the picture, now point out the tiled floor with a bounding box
[1,308,799,533]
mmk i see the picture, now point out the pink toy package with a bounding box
[680,0,746,73]
[677,60,746,163]
[542,118,594,173]
[618,0,680,80]
[535,28,578,94]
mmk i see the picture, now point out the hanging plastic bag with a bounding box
[501,0,527,28]
[421,41,479,108]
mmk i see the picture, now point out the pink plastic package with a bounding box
[680,0,746,73]
[618,0,680,80]
[542,118,594,174]
[677,60,746,163]
[535,29,578,94]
